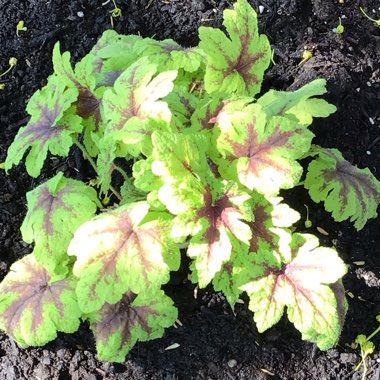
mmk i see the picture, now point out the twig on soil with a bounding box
[367,136,380,150]
[360,7,380,26]
[145,0,155,10]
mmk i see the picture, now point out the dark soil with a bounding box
[1,0,380,379]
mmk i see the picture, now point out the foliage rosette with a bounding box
[0,255,81,347]
[2,0,370,362]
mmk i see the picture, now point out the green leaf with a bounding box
[248,193,299,254]
[119,176,147,205]
[151,132,211,215]
[69,202,180,313]
[5,76,81,177]
[305,147,380,230]
[212,249,246,306]
[164,86,201,132]
[133,156,164,194]
[102,57,177,135]
[21,172,100,272]
[215,103,314,195]
[134,38,204,72]
[76,30,141,87]
[0,254,81,347]
[286,98,337,126]
[89,289,177,362]
[187,184,253,287]
[213,194,298,306]
[241,233,347,350]
[257,79,336,120]
[94,58,177,179]
[199,0,271,96]
[53,42,102,123]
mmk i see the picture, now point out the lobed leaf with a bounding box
[305,147,380,230]
[21,172,100,272]
[69,202,180,313]
[199,0,271,96]
[0,254,81,347]
[89,289,177,362]
[241,233,347,350]
[5,76,81,177]
[78,30,142,87]
[187,184,253,287]
[134,38,204,73]
[102,57,177,135]
[215,103,314,195]
[53,42,102,123]
[151,131,211,215]
[257,78,336,122]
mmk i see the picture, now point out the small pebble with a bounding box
[356,87,360,92]
[369,117,375,125]
[367,81,372,87]
[366,151,371,155]
[259,5,265,14]
[77,11,84,17]
[228,359,237,368]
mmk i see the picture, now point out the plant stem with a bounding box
[113,164,129,181]
[365,326,380,342]
[74,137,122,201]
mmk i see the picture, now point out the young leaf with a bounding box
[187,184,253,288]
[102,57,177,135]
[0,254,81,347]
[89,289,177,362]
[53,42,102,123]
[257,78,335,120]
[76,31,141,88]
[21,172,100,272]
[305,147,380,230]
[5,76,81,177]
[199,0,271,96]
[213,194,299,306]
[69,202,180,313]
[215,103,314,194]
[241,233,347,350]
[164,87,200,132]
[248,193,299,254]
[134,38,204,73]
[151,131,211,215]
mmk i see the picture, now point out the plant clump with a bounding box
[1,0,380,362]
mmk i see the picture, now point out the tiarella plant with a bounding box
[1,0,380,362]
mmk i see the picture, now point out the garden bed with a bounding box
[0,0,379,379]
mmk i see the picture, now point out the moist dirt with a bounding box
[0,0,379,379]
